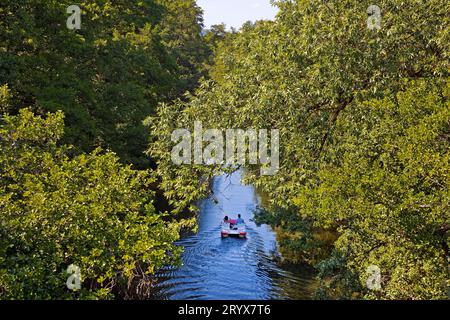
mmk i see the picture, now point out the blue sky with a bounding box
[196,0,279,30]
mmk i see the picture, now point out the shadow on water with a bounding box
[155,171,316,300]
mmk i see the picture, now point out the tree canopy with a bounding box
[0,0,210,168]
[1,0,449,300]
[0,107,182,299]
[148,0,449,299]
[0,0,207,299]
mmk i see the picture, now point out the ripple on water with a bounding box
[155,171,316,300]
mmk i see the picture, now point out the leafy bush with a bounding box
[148,0,450,299]
[0,109,182,299]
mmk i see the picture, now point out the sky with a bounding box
[196,0,279,30]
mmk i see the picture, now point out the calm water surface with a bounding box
[155,171,316,300]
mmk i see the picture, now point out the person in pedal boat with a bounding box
[236,214,245,225]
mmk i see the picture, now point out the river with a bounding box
[155,171,316,300]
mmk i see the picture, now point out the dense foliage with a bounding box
[149,0,449,299]
[0,0,209,299]
[155,0,210,92]
[0,108,182,299]
[0,0,209,168]
[1,0,448,300]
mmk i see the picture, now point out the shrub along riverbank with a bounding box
[1,0,449,300]
[0,0,222,299]
[148,0,449,299]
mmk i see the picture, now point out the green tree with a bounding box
[148,0,449,299]
[310,79,449,299]
[155,0,210,93]
[0,0,209,168]
[0,108,182,299]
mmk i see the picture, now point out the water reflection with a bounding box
[155,171,316,300]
